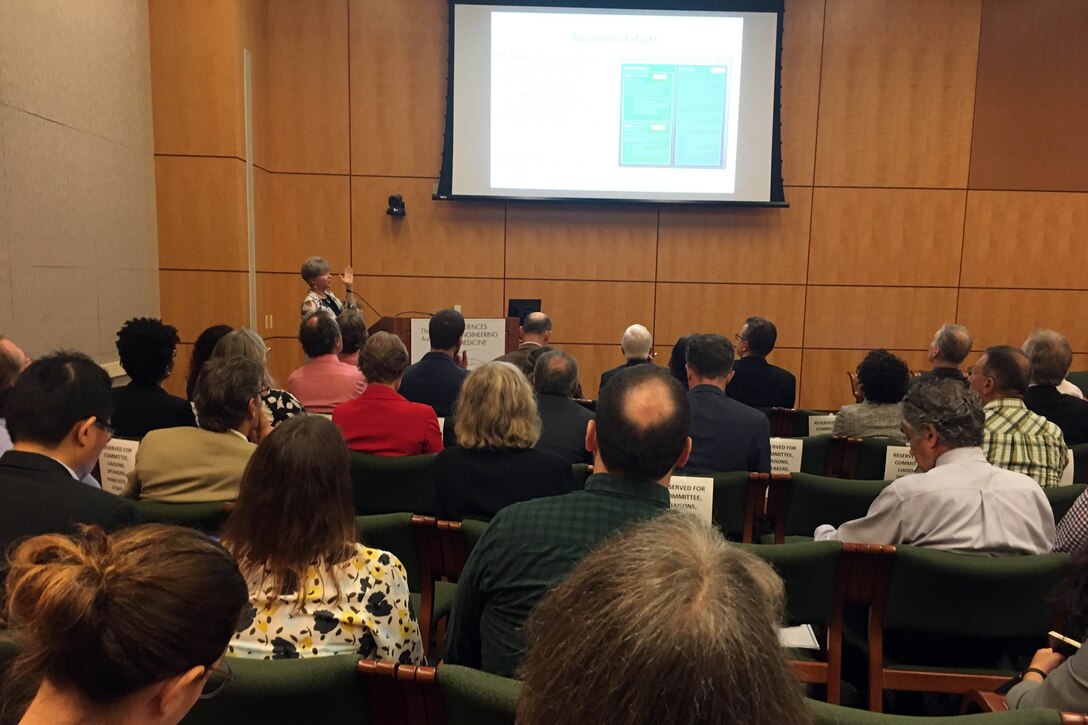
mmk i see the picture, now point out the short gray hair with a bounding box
[300,256,330,285]
[621,324,652,359]
[211,329,273,387]
[534,350,579,396]
[194,357,263,433]
[933,323,973,365]
[1023,329,1073,386]
[902,376,984,449]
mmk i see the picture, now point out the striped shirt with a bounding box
[982,398,1068,488]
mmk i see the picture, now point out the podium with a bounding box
[368,316,520,363]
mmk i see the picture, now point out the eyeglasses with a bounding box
[259,385,271,398]
[92,419,114,438]
[199,660,235,700]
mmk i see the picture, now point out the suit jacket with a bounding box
[123,427,255,502]
[333,384,443,456]
[0,450,139,551]
[111,382,196,439]
[398,352,469,418]
[493,342,545,376]
[436,446,578,522]
[598,358,653,396]
[680,384,771,475]
[725,356,796,409]
[1025,385,1088,445]
[534,394,594,465]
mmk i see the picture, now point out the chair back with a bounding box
[1066,371,1088,395]
[435,664,520,725]
[808,698,1064,724]
[767,473,889,543]
[131,500,232,533]
[857,438,894,480]
[1046,483,1088,523]
[710,471,768,543]
[97,437,140,495]
[358,661,444,725]
[356,513,421,591]
[799,434,832,475]
[1072,442,1088,484]
[740,541,843,627]
[349,452,439,516]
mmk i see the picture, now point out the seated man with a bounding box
[0,352,138,551]
[679,333,770,475]
[332,332,443,456]
[919,323,972,383]
[532,350,594,466]
[286,311,367,415]
[494,312,551,376]
[598,323,654,394]
[969,345,1068,487]
[445,366,691,677]
[111,317,196,438]
[336,308,369,369]
[815,377,1054,554]
[123,357,263,502]
[1023,329,1088,445]
[725,316,796,409]
[398,308,469,417]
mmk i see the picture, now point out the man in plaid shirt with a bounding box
[968,345,1068,488]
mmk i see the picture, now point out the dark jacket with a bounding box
[598,358,653,395]
[725,356,796,409]
[398,352,469,418]
[534,394,594,466]
[681,384,772,475]
[111,382,196,439]
[436,446,577,522]
[1025,385,1088,446]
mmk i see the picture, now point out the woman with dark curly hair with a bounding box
[832,349,911,442]
[112,317,196,439]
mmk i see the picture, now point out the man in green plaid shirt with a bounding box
[968,345,1068,488]
[444,366,692,677]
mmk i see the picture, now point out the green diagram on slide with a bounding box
[619,63,729,168]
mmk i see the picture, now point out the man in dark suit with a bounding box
[533,349,594,465]
[1023,329,1088,445]
[495,312,551,375]
[919,323,972,384]
[598,323,654,394]
[725,316,796,409]
[0,352,139,552]
[398,308,470,417]
[680,334,771,475]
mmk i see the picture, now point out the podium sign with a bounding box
[410,318,508,369]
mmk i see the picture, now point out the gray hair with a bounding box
[902,377,984,449]
[621,324,653,360]
[300,256,330,285]
[933,323,973,365]
[533,350,579,397]
[194,357,264,433]
[1023,329,1073,386]
[212,328,274,387]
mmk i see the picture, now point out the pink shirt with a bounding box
[286,355,366,414]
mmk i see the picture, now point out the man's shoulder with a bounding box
[767,362,796,382]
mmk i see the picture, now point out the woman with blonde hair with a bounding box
[436,361,576,521]
[212,328,304,427]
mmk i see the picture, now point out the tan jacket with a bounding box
[123,427,255,503]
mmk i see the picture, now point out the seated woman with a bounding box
[436,361,577,522]
[212,328,304,427]
[3,524,248,725]
[222,415,423,663]
[299,256,356,318]
[332,332,442,456]
[832,349,910,442]
[186,324,232,402]
[111,317,196,438]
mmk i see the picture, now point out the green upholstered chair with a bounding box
[131,499,232,532]
[436,664,520,725]
[1045,484,1088,523]
[181,655,367,724]
[765,473,889,544]
[808,698,1064,724]
[858,438,896,480]
[1071,443,1088,485]
[800,434,833,476]
[411,517,489,656]
[349,452,439,516]
[571,463,592,489]
[708,471,768,543]
[1065,371,1088,395]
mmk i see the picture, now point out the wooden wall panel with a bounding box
[780,0,825,186]
[356,276,504,320]
[961,191,1088,289]
[505,280,655,346]
[804,286,957,349]
[808,188,966,286]
[255,273,310,339]
[815,0,981,188]
[506,204,658,282]
[264,336,307,390]
[351,177,505,278]
[655,284,806,351]
[969,0,1088,192]
[349,0,446,176]
[160,271,250,343]
[658,187,812,284]
[156,157,248,271]
[957,289,1088,352]
[800,348,933,411]
[255,169,350,273]
[148,0,244,157]
[259,0,350,173]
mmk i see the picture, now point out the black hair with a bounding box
[115,317,179,385]
[684,334,735,380]
[429,309,466,350]
[534,350,579,397]
[336,309,369,355]
[186,325,233,401]
[742,317,777,357]
[299,312,341,358]
[667,336,690,390]
[6,352,112,446]
[983,345,1031,396]
[856,349,910,404]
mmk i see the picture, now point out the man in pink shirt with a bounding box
[287,312,366,415]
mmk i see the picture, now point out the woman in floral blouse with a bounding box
[221,415,423,663]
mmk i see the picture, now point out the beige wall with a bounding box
[0,0,159,362]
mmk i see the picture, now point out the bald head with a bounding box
[521,312,552,344]
[621,324,653,360]
[298,311,341,357]
[930,323,972,367]
[969,345,1031,404]
[534,349,579,397]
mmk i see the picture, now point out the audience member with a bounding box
[1054,491,1088,554]
[598,323,654,393]
[532,350,594,465]
[920,323,972,383]
[667,335,690,390]
[185,324,232,401]
[968,345,1068,487]
[1023,329,1088,445]
[494,312,551,375]
[445,365,691,676]
[725,316,796,409]
[1,524,248,724]
[517,512,808,725]
[832,349,910,442]
[436,362,576,521]
[111,317,196,439]
[299,256,356,317]
[286,312,366,415]
[332,332,442,456]
[222,415,423,663]
[124,358,263,503]
[815,377,1054,554]
[0,336,30,455]
[679,333,770,475]
[212,328,304,427]
[336,308,369,368]
[398,308,469,417]
[0,353,138,552]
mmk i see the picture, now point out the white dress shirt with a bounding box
[814,447,1055,555]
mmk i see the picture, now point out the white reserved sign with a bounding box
[410,318,507,370]
[770,437,804,474]
[98,438,140,495]
[669,475,713,523]
[808,414,837,436]
[883,446,916,480]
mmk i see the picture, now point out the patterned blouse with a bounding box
[262,388,305,427]
[229,544,424,663]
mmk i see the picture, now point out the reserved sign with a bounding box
[883,446,916,480]
[770,437,804,474]
[669,475,713,523]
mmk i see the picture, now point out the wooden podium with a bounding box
[368,316,521,359]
